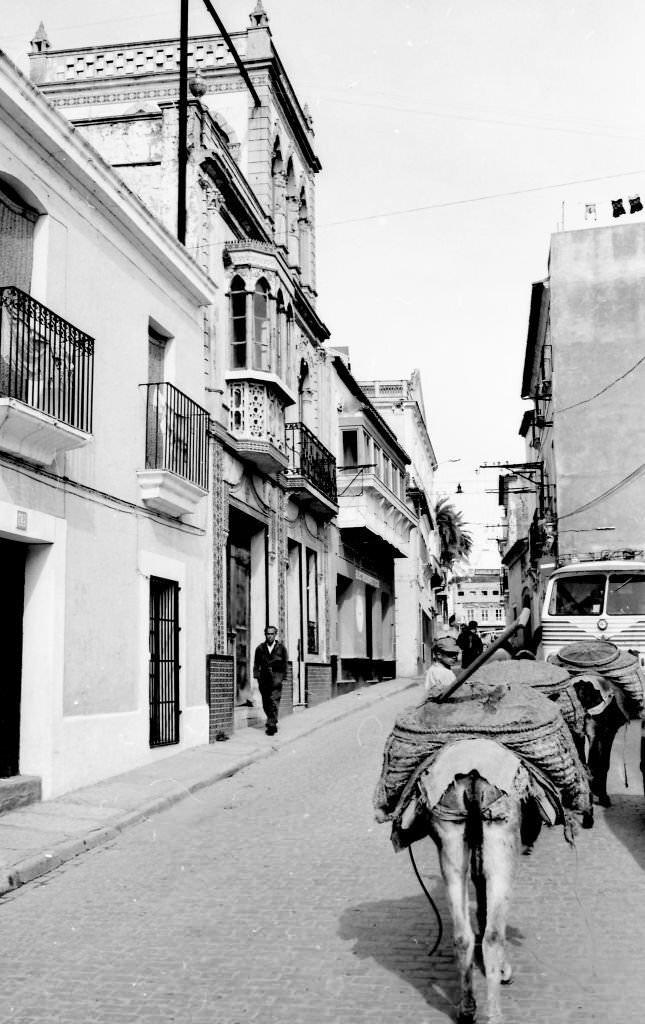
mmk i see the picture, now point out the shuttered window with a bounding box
[0,184,38,293]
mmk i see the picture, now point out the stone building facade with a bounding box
[29,5,340,728]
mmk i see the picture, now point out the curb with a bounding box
[0,679,417,897]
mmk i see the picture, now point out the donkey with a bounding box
[405,737,553,1024]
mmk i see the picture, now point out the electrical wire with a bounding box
[408,844,444,957]
[318,168,645,228]
[558,461,645,522]
[315,91,645,146]
[556,352,645,414]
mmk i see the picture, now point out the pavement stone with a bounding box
[1,680,643,1023]
[0,677,418,896]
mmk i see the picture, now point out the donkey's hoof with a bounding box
[457,1011,476,1024]
[501,960,513,985]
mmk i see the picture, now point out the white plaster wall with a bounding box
[0,84,212,799]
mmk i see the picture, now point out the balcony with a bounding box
[137,382,209,517]
[284,422,338,518]
[338,470,416,558]
[226,376,289,474]
[0,286,94,465]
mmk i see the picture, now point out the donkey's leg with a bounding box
[480,799,521,1024]
[433,818,477,1024]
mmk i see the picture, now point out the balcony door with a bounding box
[0,181,37,294]
[0,539,26,777]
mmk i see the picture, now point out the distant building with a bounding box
[330,354,416,684]
[358,371,441,675]
[450,570,506,637]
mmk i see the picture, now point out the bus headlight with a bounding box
[597,618,608,631]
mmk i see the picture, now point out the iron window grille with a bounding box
[149,576,180,747]
[0,285,94,432]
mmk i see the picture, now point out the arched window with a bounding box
[230,275,246,368]
[275,289,285,378]
[286,160,299,267]
[285,303,294,390]
[271,140,286,247]
[253,278,270,370]
[298,187,311,282]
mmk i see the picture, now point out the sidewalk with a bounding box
[0,677,418,897]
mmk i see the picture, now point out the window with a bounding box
[306,548,319,654]
[492,590,499,596]
[253,278,270,370]
[285,304,294,389]
[342,430,358,467]
[495,608,504,620]
[275,289,284,377]
[606,573,645,615]
[548,575,606,617]
[148,323,168,383]
[0,180,39,294]
[482,590,488,596]
[149,577,180,747]
[230,275,246,368]
[383,455,391,490]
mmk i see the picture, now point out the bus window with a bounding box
[548,575,606,616]
[606,573,645,615]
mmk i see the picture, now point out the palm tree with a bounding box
[434,496,473,570]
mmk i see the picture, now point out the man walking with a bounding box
[253,625,288,736]
[457,619,484,669]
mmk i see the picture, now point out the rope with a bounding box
[408,844,444,957]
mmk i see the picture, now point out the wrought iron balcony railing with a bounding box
[286,422,337,503]
[143,382,209,490]
[0,285,94,432]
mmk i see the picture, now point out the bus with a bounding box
[539,559,645,667]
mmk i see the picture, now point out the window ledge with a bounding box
[0,398,91,466]
[137,469,208,517]
[225,369,296,407]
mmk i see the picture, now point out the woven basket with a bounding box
[603,652,645,714]
[553,640,621,670]
[469,660,572,696]
[374,678,590,820]
[550,641,644,717]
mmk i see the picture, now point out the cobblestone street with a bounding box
[1,687,644,1024]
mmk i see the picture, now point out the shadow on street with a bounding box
[337,883,525,1019]
[602,793,645,872]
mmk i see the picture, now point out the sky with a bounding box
[3,0,645,565]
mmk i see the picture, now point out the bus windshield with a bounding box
[606,573,645,615]
[548,574,606,616]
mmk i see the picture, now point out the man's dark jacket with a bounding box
[253,641,288,687]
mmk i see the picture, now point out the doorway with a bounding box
[0,539,26,777]
[227,535,252,705]
[287,539,304,704]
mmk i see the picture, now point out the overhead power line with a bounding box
[316,92,645,145]
[319,168,645,228]
[556,352,645,413]
[558,461,645,522]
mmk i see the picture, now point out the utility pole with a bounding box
[177,0,189,243]
[176,0,262,245]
